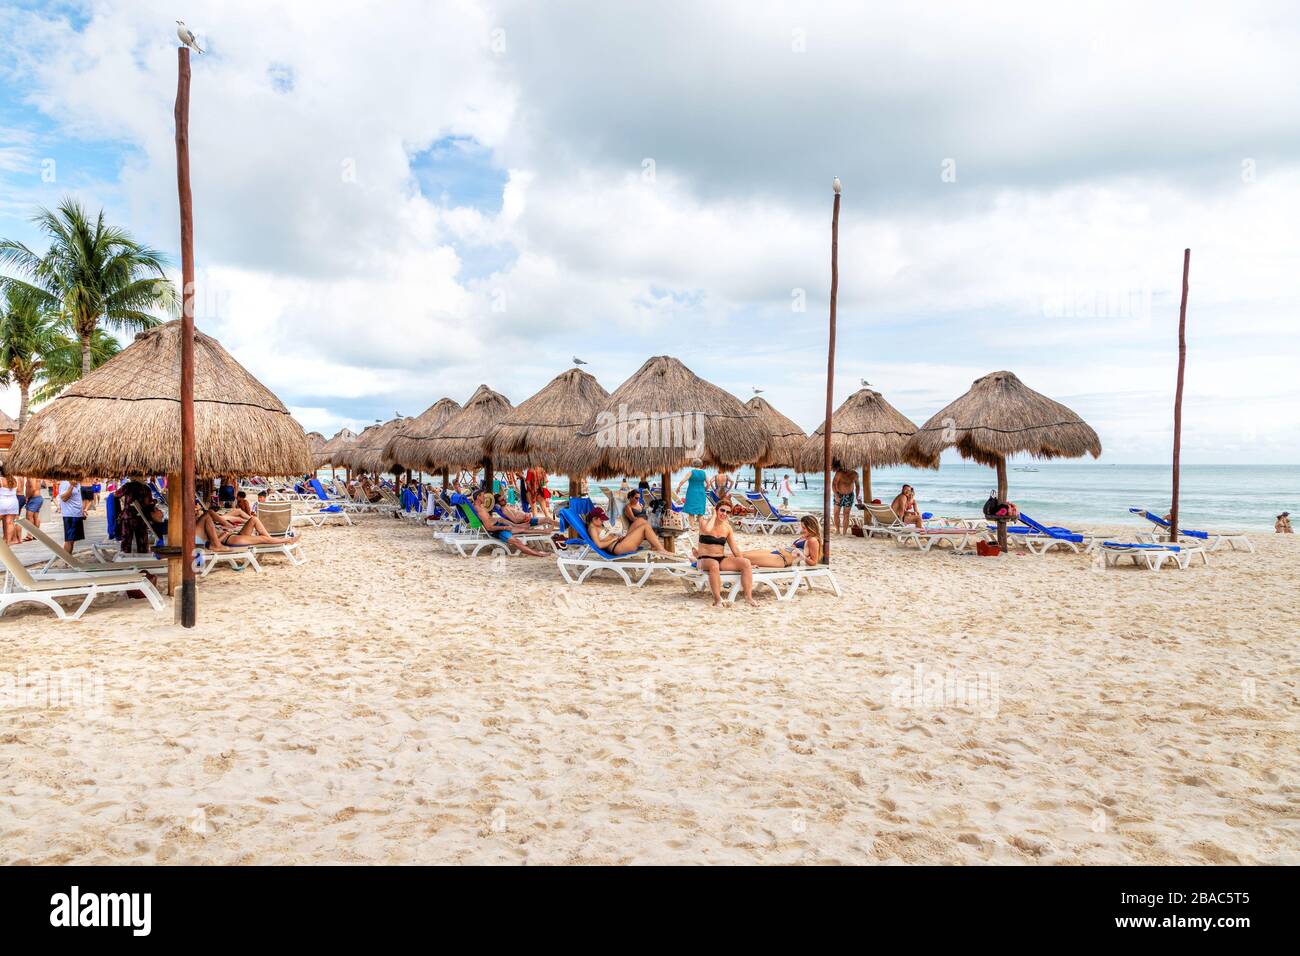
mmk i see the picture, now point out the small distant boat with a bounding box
[1014,466,1039,472]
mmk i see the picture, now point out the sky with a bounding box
[1,0,1297,463]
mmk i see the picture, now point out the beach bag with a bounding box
[982,495,1000,518]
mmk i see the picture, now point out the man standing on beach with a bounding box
[20,474,45,537]
[831,467,860,536]
[780,474,795,509]
[57,477,85,553]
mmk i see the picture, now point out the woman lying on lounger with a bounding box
[691,499,756,607]
[584,506,673,557]
[472,492,548,557]
[194,504,286,551]
[743,514,823,568]
[494,495,558,531]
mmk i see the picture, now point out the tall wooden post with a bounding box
[1170,249,1191,542]
[175,46,197,627]
[822,180,841,564]
[995,457,1009,551]
[165,474,183,594]
[861,465,872,503]
[753,465,763,493]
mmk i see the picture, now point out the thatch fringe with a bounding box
[798,388,924,472]
[485,369,610,472]
[316,427,358,467]
[903,370,1102,468]
[561,356,769,477]
[7,320,312,479]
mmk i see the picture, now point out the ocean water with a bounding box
[583,463,1297,531]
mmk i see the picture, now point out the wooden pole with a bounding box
[175,46,197,627]
[861,465,872,503]
[753,465,763,494]
[165,473,183,596]
[1170,248,1191,542]
[822,182,840,564]
[995,457,1008,551]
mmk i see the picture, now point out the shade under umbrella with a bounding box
[903,370,1102,547]
[382,398,461,471]
[563,356,769,480]
[421,385,514,472]
[6,319,312,479]
[485,368,610,474]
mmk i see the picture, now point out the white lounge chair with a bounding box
[895,526,989,553]
[1129,508,1254,553]
[1100,541,1208,571]
[249,503,309,566]
[19,518,168,576]
[687,563,842,603]
[1,539,164,621]
[738,492,801,535]
[861,502,908,538]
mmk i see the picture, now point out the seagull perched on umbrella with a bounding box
[573,356,588,366]
[752,387,765,395]
[860,378,872,388]
[176,20,204,54]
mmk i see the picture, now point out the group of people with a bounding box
[0,473,98,552]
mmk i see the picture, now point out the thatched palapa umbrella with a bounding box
[903,370,1101,549]
[7,320,312,480]
[382,398,461,485]
[485,368,609,496]
[317,427,358,469]
[564,356,769,508]
[744,395,806,489]
[798,387,924,502]
[347,415,412,476]
[421,385,514,490]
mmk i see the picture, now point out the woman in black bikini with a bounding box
[692,500,756,607]
[194,504,285,550]
[743,514,823,568]
[622,489,649,527]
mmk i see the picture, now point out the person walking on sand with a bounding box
[831,467,860,535]
[0,475,20,544]
[780,474,795,509]
[675,457,708,530]
[22,474,45,538]
[57,476,85,554]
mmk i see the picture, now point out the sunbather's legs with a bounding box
[721,555,757,605]
[742,549,792,568]
[612,523,670,555]
[697,556,723,605]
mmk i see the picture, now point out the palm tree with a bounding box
[30,327,122,406]
[0,197,176,377]
[0,288,62,426]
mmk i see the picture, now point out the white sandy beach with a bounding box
[1,515,1296,865]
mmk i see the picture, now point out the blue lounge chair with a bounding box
[739,492,801,534]
[554,506,691,586]
[1129,508,1253,552]
[999,512,1095,554]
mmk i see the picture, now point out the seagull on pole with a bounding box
[573,356,588,366]
[832,176,842,194]
[176,20,204,54]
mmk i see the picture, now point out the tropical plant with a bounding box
[0,287,62,426]
[0,197,176,377]
[30,326,122,406]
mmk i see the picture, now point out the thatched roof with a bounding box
[6,320,312,480]
[798,388,923,472]
[306,431,326,453]
[382,398,461,470]
[341,417,412,474]
[419,385,514,470]
[903,370,1102,468]
[317,427,358,466]
[0,410,17,434]
[745,396,806,469]
[485,369,610,473]
[562,356,769,477]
